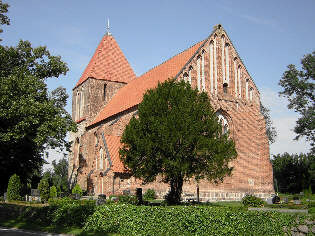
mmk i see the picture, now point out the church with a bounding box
[69,24,274,201]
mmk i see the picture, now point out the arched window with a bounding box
[183,72,188,83]
[209,40,214,94]
[76,91,80,120]
[234,58,238,97]
[223,83,228,94]
[245,79,249,100]
[197,55,201,91]
[188,66,192,85]
[249,87,254,101]
[216,111,229,135]
[225,43,230,84]
[238,65,242,98]
[214,35,218,95]
[201,50,205,91]
[80,88,84,118]
[99,148,104,169]
[221,35,225,83]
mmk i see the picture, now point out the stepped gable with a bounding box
[74,34,136,88]
[104,135,125,173]
[89,40,205,127]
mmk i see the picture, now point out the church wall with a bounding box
[71,27,274,201]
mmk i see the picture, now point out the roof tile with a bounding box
[90,40,204,126]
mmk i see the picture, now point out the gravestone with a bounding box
[97,194,106,205]
[31,189,40,197]
[136,188,143,205]
[282,197,288,204]
[4,192,7,202]
[266,197,273,204]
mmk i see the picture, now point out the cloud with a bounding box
[260,87,311,155]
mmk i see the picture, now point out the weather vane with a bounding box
[106,18,111,36]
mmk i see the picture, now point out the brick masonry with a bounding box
[69,25,274,201]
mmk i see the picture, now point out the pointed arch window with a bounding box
[183,72,188,83]
[209,40,214,93]
[197,55,201,91]
[245,79,249,100]
[201,50,205,91]
[76,91,80,120]
[225,43,230,84]
[221,35,225,83]
[80,88,84,118]
[249,87,254,101]
[216,111,229,135]
[188,66,192,85]
[99,147,104,169]
[103,83,107,101]
[237,65,242,98]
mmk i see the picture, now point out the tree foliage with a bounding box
[38,178,50,203]
[7,174,22,201]
[0,1,10,41]
[72,184,83,197]
[49,186,57,198]
[260,102,277,144]
[272,152,314,193]
[0,40,77,194]
[120,79,237,204]
[279,51,315,153]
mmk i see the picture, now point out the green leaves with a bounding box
[0,40,76,194]
[120,79,237,203]
[279,51,315,153]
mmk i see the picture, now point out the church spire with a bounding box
[106,18,111,36]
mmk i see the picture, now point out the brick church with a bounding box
[70,24,274,201]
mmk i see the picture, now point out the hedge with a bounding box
[84,204,312,235]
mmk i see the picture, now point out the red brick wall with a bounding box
[70,27,274,201]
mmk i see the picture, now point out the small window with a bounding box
[223,83,228,94]
[103,84,107,101]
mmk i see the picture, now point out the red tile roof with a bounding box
[89,40,205,126]
[74,35,136,88]
[105,135,126,173]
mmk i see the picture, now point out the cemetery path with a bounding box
[0,227,70,236]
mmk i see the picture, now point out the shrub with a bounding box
[7,174,22,201]
[118,195,137,204]
[83,204,309,235]
[49,186,58,198]
[72,184,83,197]
[143,189,156,200]
[38,178,50,203]
[242,194,264,207]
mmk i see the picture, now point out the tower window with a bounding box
[223,83,228,94]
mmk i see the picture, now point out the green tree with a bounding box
[272,152,314,193]
[0,41,77,194]
[0,1,10,41]
[120,79,237,204]
[72,184,83,197]
[49,186,57,198]
[260,102,277,144]
[7,174,22,201]
[279,51,315,153]
[51,157,70,194]
[38,178,49,202]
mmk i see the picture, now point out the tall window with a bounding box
[225,43,230,84]
[76,91,80,120]
[221,35,225,83]
[216,111,229,135]
[223,83,228,94]
[245,79,249,100]
[197,55,201,91]
[80,88,84,118]
[201,51,205,91]
[214,35,217,94]
[209,41,214,94]
[183,72,188,83]
[238,66,242,98]
[99,148,104,169]
[234,58,238,97]
[249,87,254,101]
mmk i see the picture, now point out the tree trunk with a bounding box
[166,176,183,204]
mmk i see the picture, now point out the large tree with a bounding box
[260,102,277,144]
[279,51,315,153]
[120,79,237,204]
[0,40,77,194]
[272,152,314,193]
[0,0,10,41]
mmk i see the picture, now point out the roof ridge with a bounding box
[136,40,205,79]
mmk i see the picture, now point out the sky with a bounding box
[2,0,314,169]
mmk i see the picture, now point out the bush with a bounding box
[83,204,310,235]
[143,189,156,200]
[7,174,22,201]
[38,178,50,203]
[49,186,57,198]
[118,195,137,204]
[72,184,83,197]
[242,194,264,207]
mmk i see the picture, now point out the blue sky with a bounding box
[2,0,314,167]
